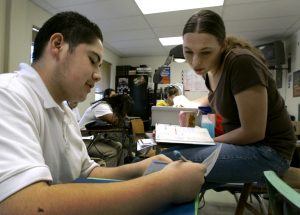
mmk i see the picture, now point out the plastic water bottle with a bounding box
[198,106,215,138]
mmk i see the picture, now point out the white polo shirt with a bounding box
[0,63,98,202]
[79,101,112,129]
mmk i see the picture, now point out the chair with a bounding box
[264,170,300,215]
[213,167,300,215]
[214,144,300,215]
[213,182,268,215]
[130,118,156,157]
[130,118,146,142]
[81,127,129,166]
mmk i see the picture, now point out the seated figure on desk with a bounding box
[79,93,133,166]
[156,85,180,106]
[161,10,296,191]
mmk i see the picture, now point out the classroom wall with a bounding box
[0,0,121,115]
[282,30,300,118]
[2,0,300,118]
[0,0,51,72]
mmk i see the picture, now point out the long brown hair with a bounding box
[183,10,266,64]
[224,36,267,64]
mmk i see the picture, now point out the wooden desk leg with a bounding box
[87,133,100,151]
[234,183,252,215]
[122,130,133,159]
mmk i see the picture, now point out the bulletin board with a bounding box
[182,70,208,92]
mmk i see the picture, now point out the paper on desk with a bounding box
[202,144,222,176]
[143,144,222,177]
[137,138,157,151]
[143,160,168,176]
[82,135,94,140]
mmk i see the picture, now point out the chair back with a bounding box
[282,167,300,189]
[264,170,300,215]
[131,118,145,135]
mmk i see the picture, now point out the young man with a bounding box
[0,11,206,214]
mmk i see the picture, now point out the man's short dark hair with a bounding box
[32,11,103,62]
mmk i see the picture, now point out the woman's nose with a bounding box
[192,55,201,68]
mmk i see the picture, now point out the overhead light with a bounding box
[174,58,186,63]
[135,0,224,14]
[32,26,39,32]
[159,37,182,46]
[170,45,185,63]
[162,45,185,66]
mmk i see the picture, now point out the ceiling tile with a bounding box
[95,16,149,32]
[104,29,156,43]
[30,0,300,57]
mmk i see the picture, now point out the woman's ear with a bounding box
[220,39,227,52]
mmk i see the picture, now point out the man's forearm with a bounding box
[0,175,173,215]
[89,163,144,180]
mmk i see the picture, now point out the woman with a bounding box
[79,94,134,166]
[103,88,116,99]
[156,85,180,106]
[162,10,296,189]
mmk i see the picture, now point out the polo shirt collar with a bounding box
[19,63,62,110]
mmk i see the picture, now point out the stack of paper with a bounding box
[155,123,215,145]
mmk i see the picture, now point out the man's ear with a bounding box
[49,33,64,58]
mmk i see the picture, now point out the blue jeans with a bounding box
[161,143,290,190]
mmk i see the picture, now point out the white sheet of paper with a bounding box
[143,144,222,177]
[137,138,157,151]
[82,135,94,140]
[155,124,215,145]
[202,144,222,176]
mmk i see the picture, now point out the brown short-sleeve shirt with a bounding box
[207,48,296,160]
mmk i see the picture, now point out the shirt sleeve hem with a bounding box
[0,166,52,202]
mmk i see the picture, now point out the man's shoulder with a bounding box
[0,72,17,88]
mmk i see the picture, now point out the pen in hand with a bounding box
[173,150,189,162]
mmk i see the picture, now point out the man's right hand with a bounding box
[161,161,206,203]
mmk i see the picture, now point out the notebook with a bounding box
[151,106,198,126]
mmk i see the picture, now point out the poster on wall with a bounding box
[293,70,300,97]
[160,66,171,84]
[116,77,130,94]
[182,70,208,92]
